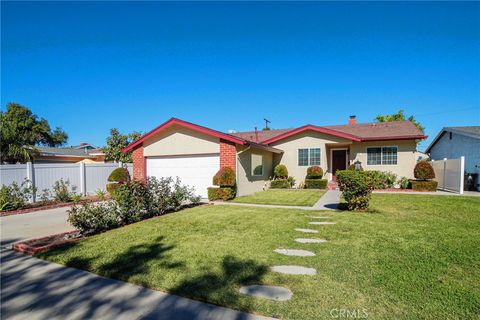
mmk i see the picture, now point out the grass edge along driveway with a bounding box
[232,189,326,206]
[38,194,480,320]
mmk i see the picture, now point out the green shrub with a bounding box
[348,163,364,171]
[53,179,77,202]
[306,166,323,179]
[107,167,131,182]
[68,202,121,235]
[212,167,236,187]
[414,160,435,180]
[305,179,328,189]
[336,170,374,211]
[411,180,438,191]
[0,180,36,211]
[398,177,410,189]
[208,187,236,201]
[365,171,397,189]
[274,164,288,179]
[95,189,107,200]
[270,179,290,189]
[70,176,200,235]
[287,176,296,187]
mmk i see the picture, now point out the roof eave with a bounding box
[360,135,428,142]
[262,125,362,144]
[121,118,247,153]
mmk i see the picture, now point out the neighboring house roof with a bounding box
[232,120,426,144]
[425,126,480,153]
[33,146,104,158]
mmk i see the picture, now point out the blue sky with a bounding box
[1,1,479,151]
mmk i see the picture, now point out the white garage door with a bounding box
[146,154,220,198]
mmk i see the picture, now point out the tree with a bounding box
[0,102,68,163]
[375,109,424,133]
[103,128,142,163]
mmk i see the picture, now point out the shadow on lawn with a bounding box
[171,255,269,310]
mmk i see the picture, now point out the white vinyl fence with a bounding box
[431,157,465,194]
[0,162,133,202]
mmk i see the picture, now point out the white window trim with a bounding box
[366,146,398,166]
[298,148,321,167]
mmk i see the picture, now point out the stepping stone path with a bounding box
[295,228,318,233]
[295,238,327,244]
[271,265,317,275]
[239,285,293,301]
[274,248,315,256]
[309,216,331,219]
[309,221,336,225]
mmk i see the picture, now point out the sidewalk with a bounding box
[0,249,275,320]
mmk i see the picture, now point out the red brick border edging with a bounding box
[12,231,83,255]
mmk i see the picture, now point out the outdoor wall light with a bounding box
[354,160,362,171]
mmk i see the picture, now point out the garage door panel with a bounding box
[146,154,220,198]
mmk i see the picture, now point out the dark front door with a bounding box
[332,150,347,178]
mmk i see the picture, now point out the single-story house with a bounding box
[32,143,105,163]
[122,116,426,198]
[425,126,480,190]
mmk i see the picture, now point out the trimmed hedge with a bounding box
[411,180,438,191]
[274,164,288,179]
[365,170,397,189]
[305,179,327,189]
[207,187,236,201]
[306,166,324,179]
[336,170,374,211]
[213,167,236,187]
[270,179,290,189]
[414,160,435,180]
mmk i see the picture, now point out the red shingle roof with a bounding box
[231,121,425,144]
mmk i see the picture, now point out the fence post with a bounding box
[26,162,35,203]
[459,156,465,195]
[443,158,447,190]
[79,162,86,196]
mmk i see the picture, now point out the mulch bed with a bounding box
[0,196,102,217]
[12,231,84,255]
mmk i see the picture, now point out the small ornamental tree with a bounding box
[306,166,324,179]
[337,170,374,211]
[106,167,131,194]
[212,167,236,187]
[305,166,327,189]
[414,160,435,180]
[209,167,236,200]
[274,164,288,179]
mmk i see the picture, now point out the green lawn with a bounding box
[38,195,480,320]
[232,189,325,206]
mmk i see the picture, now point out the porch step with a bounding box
[327,181,339,191]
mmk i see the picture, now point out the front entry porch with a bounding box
[327,146,350,181]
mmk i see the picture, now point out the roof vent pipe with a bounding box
[254,127,259,143]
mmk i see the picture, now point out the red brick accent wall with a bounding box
[220,139,236,171]
[132,145,146,181]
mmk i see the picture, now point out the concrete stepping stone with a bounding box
[274,248,315,256]
[295,228,318,233]
[271,265,317,275]
[309,221,336,225]
[309,216,332,219]
[295,238,327,244]
[239,285,293,301]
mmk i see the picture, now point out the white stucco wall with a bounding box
[143,125,220,157]
[429,132,480,174]
[270,131,351,183]
[236,146,273,196]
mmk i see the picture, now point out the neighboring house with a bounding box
[122,116,426,198]
[32,143,105,163]
[425,126,480,176]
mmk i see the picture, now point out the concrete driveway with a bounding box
[0,206,74,247]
